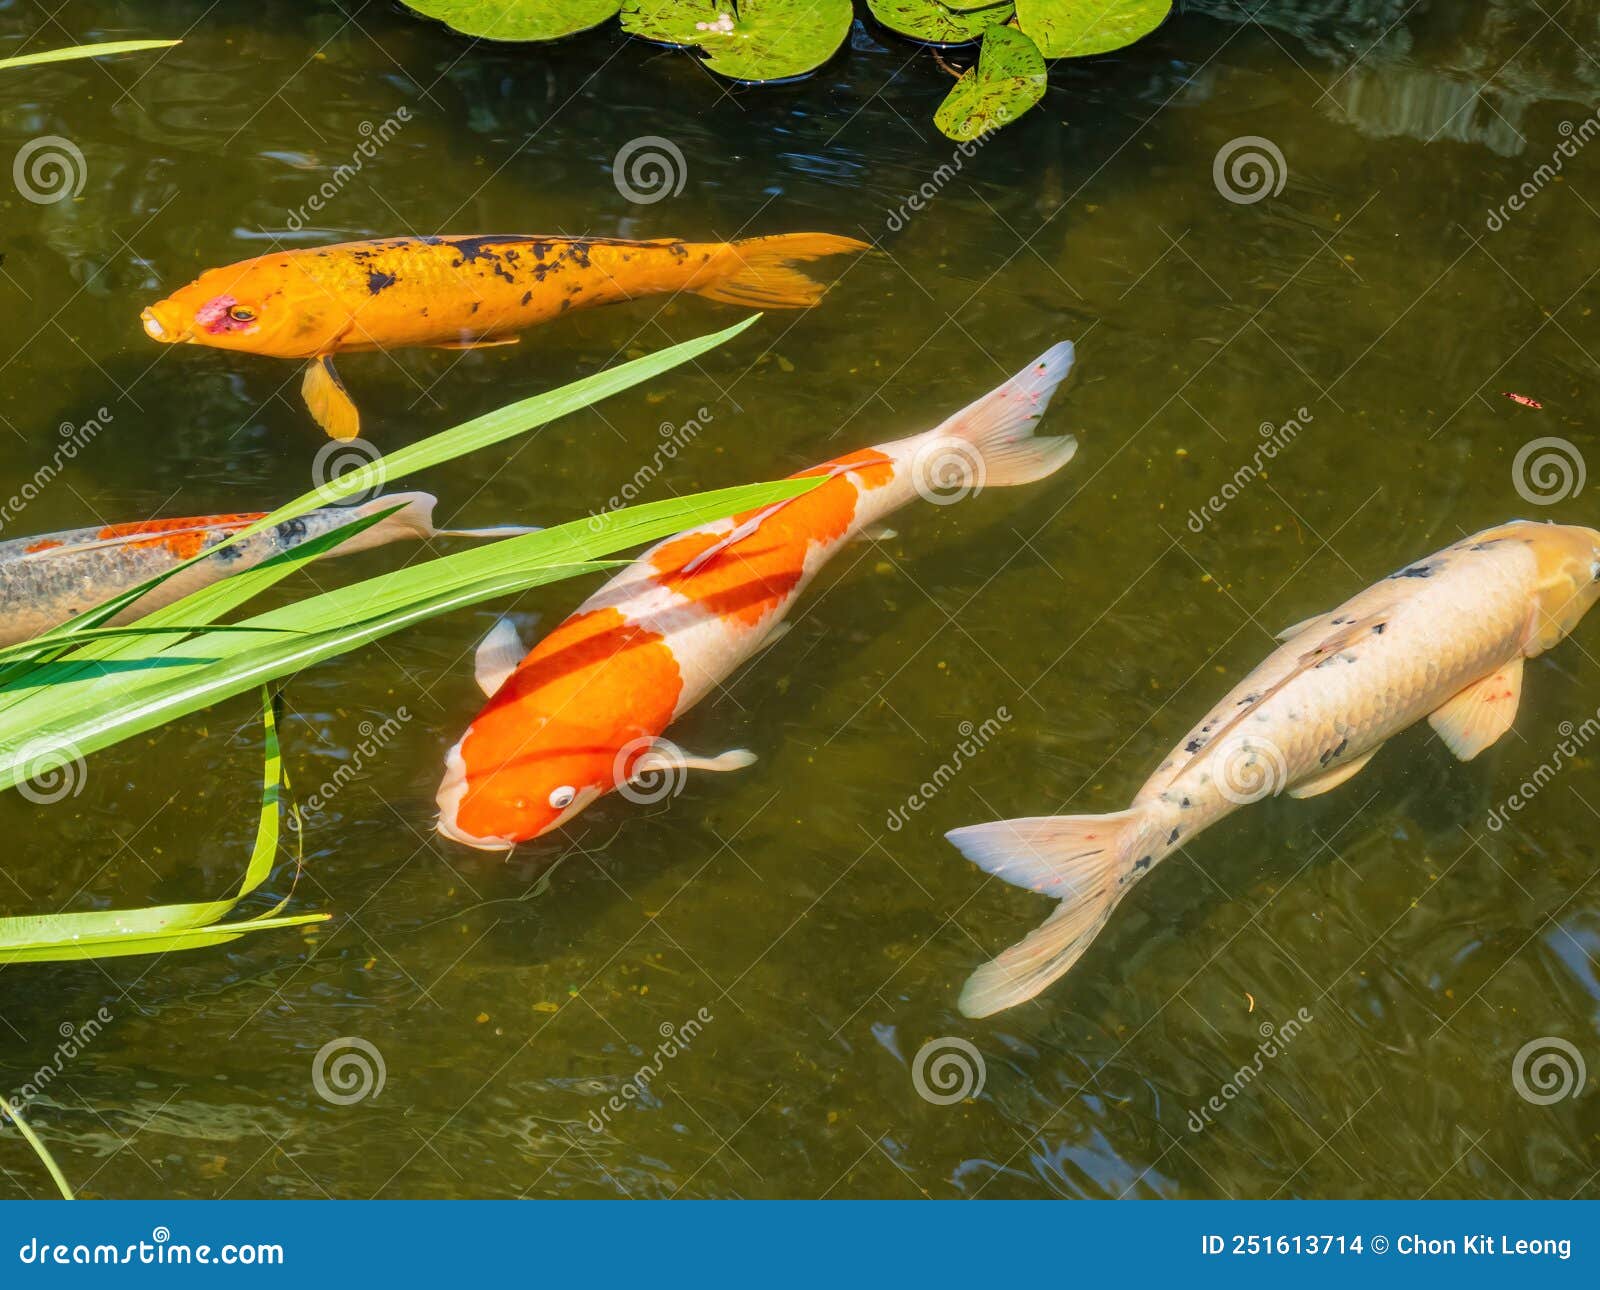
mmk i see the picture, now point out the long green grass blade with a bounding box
[0,39,180,72]
[36,316,760,646]
[0,1093,73,1200]
[0,478,815,789]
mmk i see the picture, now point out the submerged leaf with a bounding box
[867,0,1013,45]
[402,0,621,40]
[934,23,1047,141]
[0,691,324,963]
[1013,0,1170,59]
[621,0,852,82]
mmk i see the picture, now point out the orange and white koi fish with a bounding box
[949,520,1600,1017]
[435,342,1080,849]
[0,493,531,645]
[140,233,869,440]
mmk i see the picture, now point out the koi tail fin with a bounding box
[921,341,1078,491]
[947,807,1150,1018]
[303,356,361,440]
[349,493,540,549]
[697,233,871,308]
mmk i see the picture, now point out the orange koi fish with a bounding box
[0,493,531,645]
[140,233,869,440]
[949,520,1600,1017]
[436,342,1080,849]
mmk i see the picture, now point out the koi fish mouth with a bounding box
[140,305,190,344]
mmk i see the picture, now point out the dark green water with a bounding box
[1,0,1598,1198]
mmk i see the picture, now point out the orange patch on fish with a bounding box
[450,607,683,839]
[651,455,892,626]
[93,513,264,559]
[24,539,62,554]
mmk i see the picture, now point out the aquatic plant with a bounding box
[400,0,1171,139]
[0,39,179,73]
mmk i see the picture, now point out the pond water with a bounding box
[1,0,1598,1199]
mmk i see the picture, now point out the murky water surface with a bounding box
[1,0,1598,1198]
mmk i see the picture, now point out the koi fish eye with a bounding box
[228,305,256,323]
[548,786,577,810]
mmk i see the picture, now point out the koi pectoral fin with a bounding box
[435,336,521,351]
[302,356,360,440]
[1429,658,1524,761]
[474,615,530,697]
[1287,744,1382,799]
[631,745,758,778]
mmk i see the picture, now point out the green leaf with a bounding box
[621,0,852,82]
[934,23,1047,140]
[0,691,324,963]
[1013,0,1170,58]
[0,39,180,72]
[867,0,1013,45]
[402,0,621,40]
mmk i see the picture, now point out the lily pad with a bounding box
[403,0,622,41]
[1013,0,1171,59]
[868,0,1014,45]
[621,0,852,82]
[934,23,1047,140]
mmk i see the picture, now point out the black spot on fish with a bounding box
[1372,622,1386,634]
[559,298,571,312]
[1181,796,1192,809]
[1331,616,1349,625]
[1469,539,1503,551]
[1185,738,1205,753]
[1135,855,1153,872]
[1391,563,1434,579]
[1318,736,1348,766]
[366,269,398,295]
[470,302,480,314]
[520,290,532,306]
[275,518,308,544]
[214,543,244,564]
[1167,828,1180,845]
